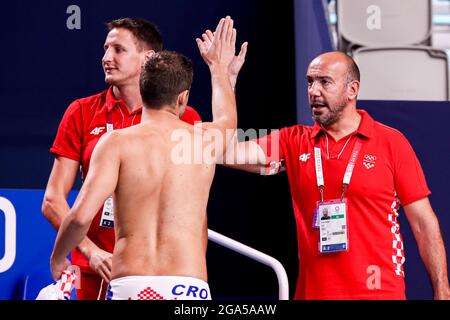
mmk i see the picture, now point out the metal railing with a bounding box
[208,229,289,300]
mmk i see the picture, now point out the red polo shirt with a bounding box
[50,87,201,273]
[257,110,430,299]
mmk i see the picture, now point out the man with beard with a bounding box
[224,51,450,300]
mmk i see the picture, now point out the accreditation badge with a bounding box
[312,206,320,229]
[318,199,348,253]
[100,196,114,228]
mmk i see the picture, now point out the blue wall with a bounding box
[362,101,450,299]
[0,190,78,299]
[294,0,334,126]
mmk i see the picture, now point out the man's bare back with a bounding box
[51,16,240,300]
[110,112,214,281]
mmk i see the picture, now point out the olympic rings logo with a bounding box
[364,155,377,162]
[0,197,16,273]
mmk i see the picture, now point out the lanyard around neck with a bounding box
[107,103,139,132]
[106,109,114,133]
[314,136,362,202]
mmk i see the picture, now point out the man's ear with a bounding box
[142,50,155,66]
[178,90,190,106]
[177,90,189,116]
[347,80,360,101]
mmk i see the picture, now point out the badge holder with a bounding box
[99,112,115,229]
[312,138,362,254]
[100,196,114,228]
[318,198,348,254]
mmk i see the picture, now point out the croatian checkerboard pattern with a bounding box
[388,199,405,277]
[136,287,165,300]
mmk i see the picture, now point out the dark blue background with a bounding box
[362,101,450,300]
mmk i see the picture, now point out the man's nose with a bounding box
[308,82,321,97]
[102,47,112,63]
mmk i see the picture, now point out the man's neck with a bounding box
[141,106,179,123]
[112,84,143,113]
[324,108,361,141]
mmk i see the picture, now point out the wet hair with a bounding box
[106,18,163,52]
[140,51,193,109]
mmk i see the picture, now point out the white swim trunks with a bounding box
[106,276,211,300]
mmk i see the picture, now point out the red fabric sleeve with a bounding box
[393,132,431,205]
[50,100,83,162]
[255,128,286,163]
[252,128,290,175]
[181,106,202,124]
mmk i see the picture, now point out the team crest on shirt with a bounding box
[363,154,376,169]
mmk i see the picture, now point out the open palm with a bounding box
[197,23,248,86]
[196,17,241,70]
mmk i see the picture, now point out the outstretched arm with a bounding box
[196,18,275,173]
[196,16,238,158]
[50,133,120,280]
[223,135,269,174]
[404,197,450,300]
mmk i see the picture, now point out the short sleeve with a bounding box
[50,100,83,162]
[255,129,286,163]
[393,133,431,205]
[181,106,202,124]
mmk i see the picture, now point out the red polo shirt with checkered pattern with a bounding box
[256,109,430,299]
[50,87,201,274]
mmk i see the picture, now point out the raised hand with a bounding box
[197,23,248,88]
[229,42,247,75]
[196,16,236,70]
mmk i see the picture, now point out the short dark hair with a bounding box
[140,51,193,109]
[346,56,360,83]
[106,18,163,52]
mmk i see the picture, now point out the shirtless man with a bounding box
[50,16,239,300]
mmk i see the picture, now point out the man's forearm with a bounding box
[415,216,450,297]
[229,74,237,92]
[210,67,237,159]
[43,197,97,260]
[42,196,71,230]
[210,66,237,129]
[222,136,268,174]
[52,212,91,263]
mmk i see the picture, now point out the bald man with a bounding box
[225,51,450,300]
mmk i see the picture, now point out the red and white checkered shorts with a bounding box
[108,276,211,300]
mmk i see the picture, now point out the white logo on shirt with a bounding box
[90,127,105,135]
[363,154,376,169]
[299,153,311,162]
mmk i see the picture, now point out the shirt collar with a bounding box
[310,109,374,140]
[105,86,142,115]
[355,109,374,138]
